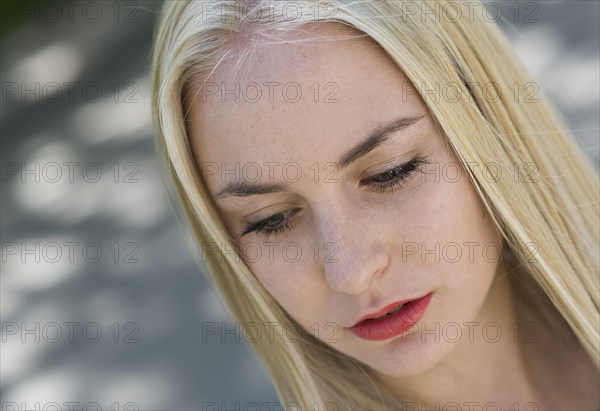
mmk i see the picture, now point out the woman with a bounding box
[150,1,599,409]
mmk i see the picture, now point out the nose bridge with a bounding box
[314,198,388,295]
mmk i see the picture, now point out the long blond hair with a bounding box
[150,1,599,408]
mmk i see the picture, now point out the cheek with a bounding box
[382,158,500,251]
[425,173,498,247]
[395,160,502,312]
[382,153,501,291]
[244,243,330,327]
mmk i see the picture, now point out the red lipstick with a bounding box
[348,292,433,341]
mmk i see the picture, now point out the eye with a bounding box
[371,169,401,183]
[241,209,299,239]
[240,156,429,239]
[362,156,428,193]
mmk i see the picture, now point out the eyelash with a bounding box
[241,209,297,239]
[363,155,428,193]
[241,156,429,239]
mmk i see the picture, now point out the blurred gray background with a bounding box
[1,1,598,410]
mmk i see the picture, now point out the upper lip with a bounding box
[347,295,426,328]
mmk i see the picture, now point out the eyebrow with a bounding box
[214,115,425,199]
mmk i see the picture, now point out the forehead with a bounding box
[185,24,428,190]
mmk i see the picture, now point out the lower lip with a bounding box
[349,293,433,341]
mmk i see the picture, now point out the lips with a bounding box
[377,301,412,318]
[348,292,433,341]
[350,296,423,326]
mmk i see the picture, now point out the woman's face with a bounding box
[186,25,502,377]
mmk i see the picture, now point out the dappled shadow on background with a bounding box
[1,1,277,409]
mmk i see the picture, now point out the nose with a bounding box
[315,201,390,295]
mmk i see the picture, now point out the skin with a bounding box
[186,24,599,409]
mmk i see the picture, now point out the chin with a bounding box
[357,325,461,377]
